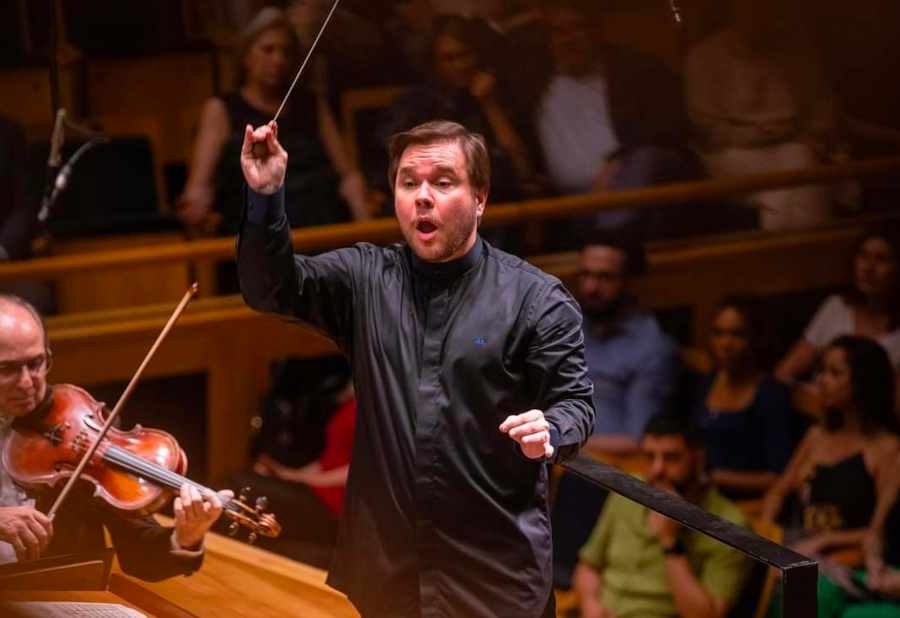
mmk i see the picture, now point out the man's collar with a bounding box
[410,236,484,281]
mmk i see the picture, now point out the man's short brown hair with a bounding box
[387,121,491,197]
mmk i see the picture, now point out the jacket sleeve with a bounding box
[524,281,595,463]
[236,187,364,350]
[102,513,204,582]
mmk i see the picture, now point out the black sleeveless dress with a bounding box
[802,453,877,533]
[215,91,348,236]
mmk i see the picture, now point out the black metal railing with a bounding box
[562,454,818,618]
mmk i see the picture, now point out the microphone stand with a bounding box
[37,138,107,226]
[668,0,683,26]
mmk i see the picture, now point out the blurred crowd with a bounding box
[4,0,900,273]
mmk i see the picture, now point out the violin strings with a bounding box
[102,445,244,515]
[104,446,242,514]
[104,447,243,516]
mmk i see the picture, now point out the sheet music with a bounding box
[0,601,148,618]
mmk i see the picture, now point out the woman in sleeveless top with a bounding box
[776,225,900,391]
[178,8,371,240]
[814,456,900,617]
[692,296,794,499]
[762,336,900,559]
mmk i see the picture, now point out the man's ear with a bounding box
[475,190,487,222]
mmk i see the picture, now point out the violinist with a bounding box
[0,294,227,580]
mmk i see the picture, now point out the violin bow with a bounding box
[48,283,199,519]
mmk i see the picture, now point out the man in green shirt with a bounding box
[575,414,752,618]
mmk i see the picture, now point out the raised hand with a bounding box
[240,122,288,195]
[0,505,53,561]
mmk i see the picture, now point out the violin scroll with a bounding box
[224,487,281,543]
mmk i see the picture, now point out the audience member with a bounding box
[577,229,678,455]
[684,0,842,231]
[0,114,53,315]
[0,115,38,264]
[178,8,370,289]
[693,296,793,499]
[574,414,752,618]
[226,360,355,568]
[762,336,900,560]
[535,0,696,231]
[776,226,900,385]
[378,15,535,203]
[816,456,900,617]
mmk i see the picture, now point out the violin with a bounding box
[3,384,281,543]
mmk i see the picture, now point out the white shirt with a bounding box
[0,415,36,564]
[684,29,835,151]
[537,73,620,194]
[804,294,900,368]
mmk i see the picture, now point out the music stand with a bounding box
[0,549,115,591]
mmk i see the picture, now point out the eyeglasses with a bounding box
[0,353,52,382]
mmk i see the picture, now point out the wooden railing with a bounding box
[1,155,898,287]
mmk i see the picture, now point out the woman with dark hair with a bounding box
[777,225,900,383]
[693,296,794,498]
[178,7,371,289]
[762,336,900,560]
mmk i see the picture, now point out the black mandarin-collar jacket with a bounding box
[238,194,594,617]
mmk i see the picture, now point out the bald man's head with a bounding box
[0,295,50,417]
[0,295,46,346]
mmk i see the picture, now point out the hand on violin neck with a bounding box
[0,506,53,562]
[172,484,233,550]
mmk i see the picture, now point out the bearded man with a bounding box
[236,119,594,617]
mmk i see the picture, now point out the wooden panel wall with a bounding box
[86,53,216,165]
[51,232,192,313]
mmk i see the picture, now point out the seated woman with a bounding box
[376,14,535,204]
[776,226,900,391]
[253,379,355,519]
[762,336,900,560]
[816,455,900,618]
[693,296,794,499]
[228,370,356,569]
[177,8,371,289]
